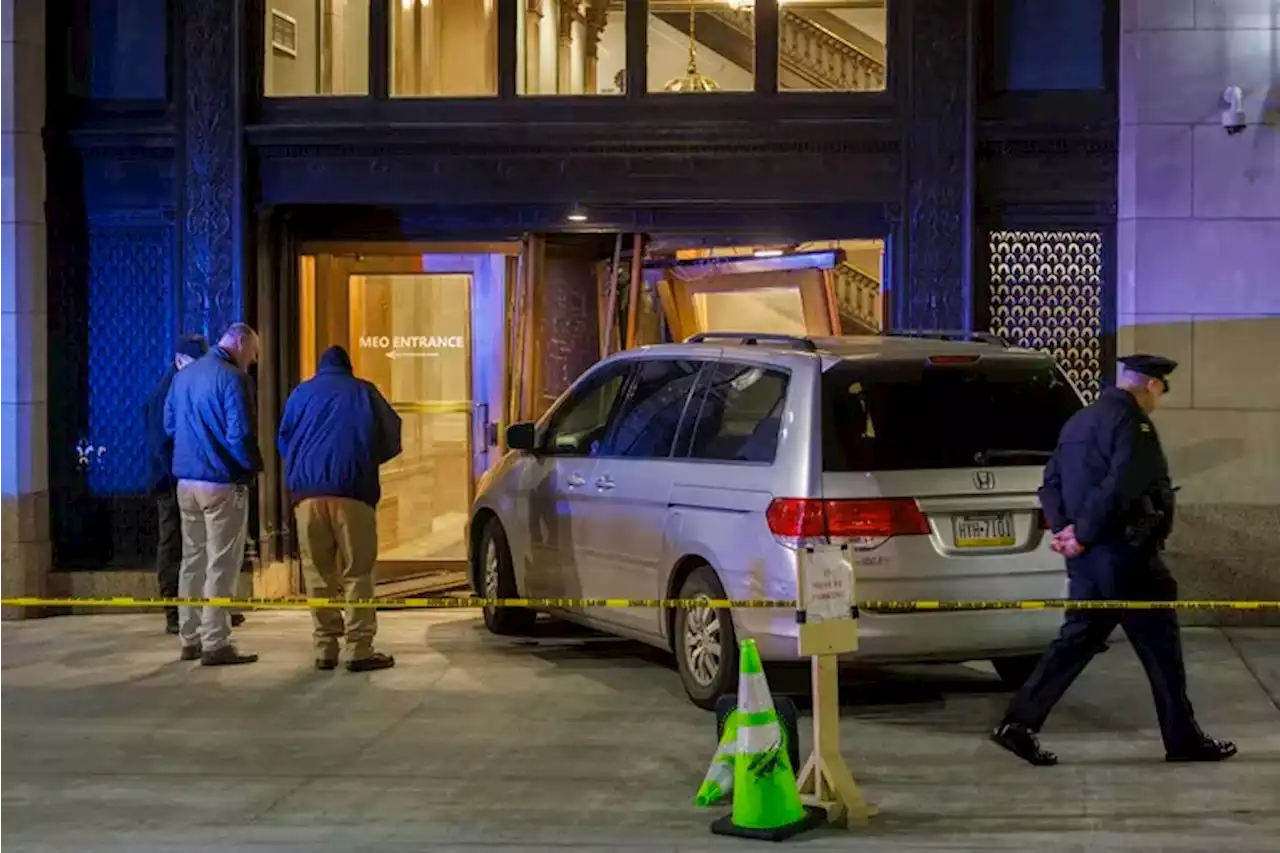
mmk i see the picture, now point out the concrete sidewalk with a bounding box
[2,611,1278,852]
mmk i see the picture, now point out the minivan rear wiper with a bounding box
[973,449,1054,464]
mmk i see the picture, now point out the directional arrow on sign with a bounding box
[386,350,440,360]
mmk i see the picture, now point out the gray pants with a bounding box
[177,480,249,652]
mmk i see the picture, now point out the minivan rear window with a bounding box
[822,358,1083,471]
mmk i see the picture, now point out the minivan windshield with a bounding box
[822,357,1084,471]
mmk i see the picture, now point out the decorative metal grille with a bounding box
[989,230,1104,400]
[87,224,172,494]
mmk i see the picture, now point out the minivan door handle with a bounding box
[566,473,586,488]
[595,475,616,492]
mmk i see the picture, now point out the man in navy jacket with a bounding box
[144,333,208,634]
[165,323,264,666]
[278,345,402,672]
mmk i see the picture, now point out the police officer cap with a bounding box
[1118,353,1177,380]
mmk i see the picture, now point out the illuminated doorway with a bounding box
[299,245,516,586]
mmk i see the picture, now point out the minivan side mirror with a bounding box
[506,422,538,453]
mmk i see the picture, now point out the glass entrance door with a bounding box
[348,273,473,569]
[299,245,516,588]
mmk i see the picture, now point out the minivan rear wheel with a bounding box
[479,518,537,636]
[673,566,739,710]
[991,654,1043,689]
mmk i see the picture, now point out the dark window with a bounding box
[600,360,706,459]
[542,365,630,458]
[685,363,790,464]
[993,0,1105,91]
[822,358,1084,472]
[90,0,169,100]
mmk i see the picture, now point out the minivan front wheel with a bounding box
[479,518,537,636]
[673,565,739,710]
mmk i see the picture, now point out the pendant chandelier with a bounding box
[663,0,720,92]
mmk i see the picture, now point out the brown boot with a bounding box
[347,652,395,673]
[201,646,259,666]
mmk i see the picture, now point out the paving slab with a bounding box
[2,611,1278,852]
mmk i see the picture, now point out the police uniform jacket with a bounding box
[1039,387,1173,549]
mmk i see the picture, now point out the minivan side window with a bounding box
[541,365,630,457]
[684,363,790,464]
[598,359,707,459]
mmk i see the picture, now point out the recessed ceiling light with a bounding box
[566,204,588,223]
[754,248,784,258]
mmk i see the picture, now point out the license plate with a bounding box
[953,513,1016,548]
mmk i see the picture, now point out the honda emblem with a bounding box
[973,470,996,491]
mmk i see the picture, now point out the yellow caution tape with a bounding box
[2,597,1278,611]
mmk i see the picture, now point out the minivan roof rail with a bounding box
[881,330,1010,347]
[684,332,819,352]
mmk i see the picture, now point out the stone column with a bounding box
[1,0,50,618]
[524,0,543,95]
[556,0,574,94]
[583,0,608,94]
[1118,0,1280,623]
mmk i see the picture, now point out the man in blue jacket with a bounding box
[144,333,208,634]
[165,323,264,666]
[278,345,402,672]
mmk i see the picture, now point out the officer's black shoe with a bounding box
[180,645,202,661]
[315,658,338,671]
[990,722,1059,766]
[1166,738,1238,763]
[230,613,246,628]
[165,621,180,636]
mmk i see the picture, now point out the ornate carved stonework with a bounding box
[896,0,971,330]
[181,0,239,340]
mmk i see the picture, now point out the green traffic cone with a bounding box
[695,709,740,807]
[710,638,824,841]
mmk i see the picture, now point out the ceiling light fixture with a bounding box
[754,248,784,258]
[566,204,588,223]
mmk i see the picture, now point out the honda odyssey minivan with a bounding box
[468,332,1081,708]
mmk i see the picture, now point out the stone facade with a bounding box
[1118,0,1280,622]
[2,0,50,619]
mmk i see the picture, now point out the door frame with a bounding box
[646,249,845,341]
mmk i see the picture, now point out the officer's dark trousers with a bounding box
[1003,547,1203,750]
[156,489,182,625]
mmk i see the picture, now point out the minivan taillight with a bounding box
[766,498,930,550]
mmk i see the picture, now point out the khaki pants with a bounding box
[177,481,249,652]
[295,497,379,661]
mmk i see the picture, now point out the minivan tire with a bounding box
[673,565,739,710]
[479,518,537,636]
[991,654,1043,689]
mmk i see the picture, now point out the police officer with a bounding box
[990,354,1237,766]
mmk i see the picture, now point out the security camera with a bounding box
[1221,86,1246,135]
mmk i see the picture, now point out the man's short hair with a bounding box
[220,322,258,346]
[175,334,208,360]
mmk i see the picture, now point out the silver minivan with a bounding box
[468,332,1081,708]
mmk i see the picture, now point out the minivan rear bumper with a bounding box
[741,606,1063,664]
